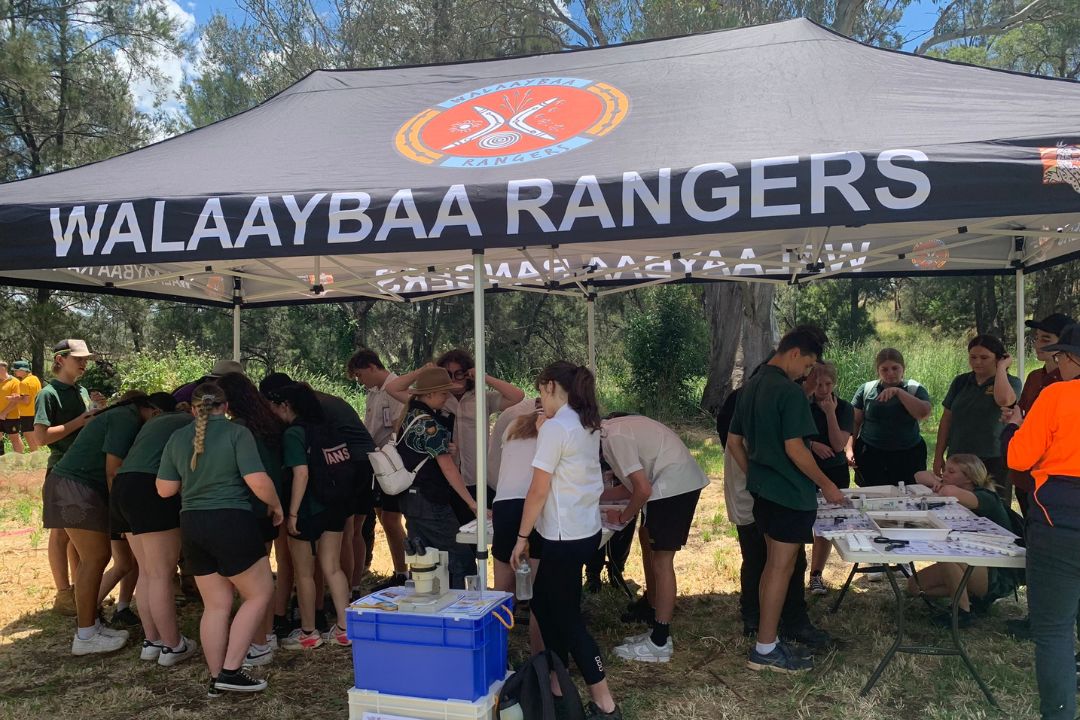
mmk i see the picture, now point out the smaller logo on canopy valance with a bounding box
[395,77,628,168]
[1041,143,1080,195]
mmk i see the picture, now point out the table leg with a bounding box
[860,564,905,696]
[949,565,997,706]
[829,563,860,615]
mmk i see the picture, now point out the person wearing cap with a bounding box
[394,366,479,589]
[1012,313,1076,518]
[34,339,95,616]
[12,360,42,452]
[171,359,245,406]
[43,391,166,655]
[0,361,24,454]
[1002,323,1080,720]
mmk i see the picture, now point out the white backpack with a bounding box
[368,414,432,495]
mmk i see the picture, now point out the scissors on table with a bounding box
[873,536,910,551]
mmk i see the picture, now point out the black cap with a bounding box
[1042,324,1080,357]
[1025,313,1076,337]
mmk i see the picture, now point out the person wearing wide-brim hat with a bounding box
[1003,323,1080,720]
[394,366,478,589]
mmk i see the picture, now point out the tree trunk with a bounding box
[700,282,777,415]
[972,277,1000,336]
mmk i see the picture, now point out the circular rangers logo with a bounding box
[395,77,628,168]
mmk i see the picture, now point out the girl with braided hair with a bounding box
[156,383,283,696]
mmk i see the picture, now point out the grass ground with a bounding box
[0,428,1040,720]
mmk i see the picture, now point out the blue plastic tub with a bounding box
[348,590,514,702]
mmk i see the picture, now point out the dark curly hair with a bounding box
[216,372,285,447]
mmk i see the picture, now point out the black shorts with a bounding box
[374,486,403,513]
[353,472,374,517]
[19,417,34,433]
[751,493,815,545]
[111,472,181,535]
[820,463,851,490]
[0,418,20,434]
[492,498,525,564]
[643,489,702,551]
[181,509,267,577]
[43,471,110,533]
[256,515,279,544]
[293,506,349,543]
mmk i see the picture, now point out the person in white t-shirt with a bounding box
[512,362,621,720]
[600,414,709,663]
[487,395,537,497]
[347,349,408,588]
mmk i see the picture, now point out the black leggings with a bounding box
[854,438,926,487]
[532,533,606,686]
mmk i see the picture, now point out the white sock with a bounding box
[755,641,777,655]
[77,625,97,641]
[265,633,275,644]
[170,638,187,652]
[251,642,269,653]
[116,601,129,612]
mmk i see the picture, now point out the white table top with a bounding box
[831,536,1026,568]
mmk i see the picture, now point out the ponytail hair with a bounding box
[536,361,601,432]
[263,381,325,425]
[505,401,542,442]
[190,382,225,471]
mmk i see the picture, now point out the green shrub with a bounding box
[112,340,217,395]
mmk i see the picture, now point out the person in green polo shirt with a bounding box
[728,325,845,675]
[156,383,282,696]
[848,348,932,488]
[33,339,94,617]
[42,392,162,656]
[934,334,1022,504]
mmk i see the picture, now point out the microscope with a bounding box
[396,537,457,613]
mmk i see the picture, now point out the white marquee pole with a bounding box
[232,278,242,361]
[1016,267,1025,379]
[472,252,489,590]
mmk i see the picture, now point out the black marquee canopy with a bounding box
[1,18,1079,308]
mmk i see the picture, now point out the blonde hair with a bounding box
[190,383,225,471]
[505,411,541,442]
[817,361,838,384]
[946,454,992,489]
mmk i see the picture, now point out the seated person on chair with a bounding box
[906,454,1018,627]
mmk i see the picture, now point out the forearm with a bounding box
[787,442,837,491]
[486,376,525,407]
[38,419,84,446]
[619,471,652,523]
[728,435,748,474]
[245,472,282,509]
[824,413,848,451]
[288,470,308,516]
[437,455,475,508]
[105,455,123,492]
[897,392,931,420]
[517,470,552,536]
[934,414,951,458]
[994,371,1017,406]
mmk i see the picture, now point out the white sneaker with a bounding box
[140,640,162,661]
[244,644,274,667]
[98,625,130,641]
[613,636,673,663]
[622,630,651,645]
[266,634,279,651]
[72,630,127,656]
[158,636,198,667]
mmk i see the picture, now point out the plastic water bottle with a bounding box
[515,561,533,601]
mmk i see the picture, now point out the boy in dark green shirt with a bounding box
[728,326,844,674]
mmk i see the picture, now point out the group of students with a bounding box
[27,337,711,719]
[718,322,1035,674]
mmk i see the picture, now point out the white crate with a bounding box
[348,680,503,720]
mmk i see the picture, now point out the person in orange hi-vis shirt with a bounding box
[1002,322,1080,720]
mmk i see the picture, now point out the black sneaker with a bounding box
[742,620,759,638]
[619,597,654,625]
[213,668,268,693]
[932,609,974,629]
[207,677,221,698]
[110,607,140,628]
[780,622,833,650]
[747,642,814,674]
[584,701,623,719]
[370,573,408,592]
[1005,617,1032,641]
[584,574,603,595]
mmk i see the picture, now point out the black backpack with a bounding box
[498,651,585,720]
[299,420,356,505]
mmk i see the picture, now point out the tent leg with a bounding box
[1015,268,1025,378]
[472,252,488,591]
[586,285,596,374]
[232,304,241,361]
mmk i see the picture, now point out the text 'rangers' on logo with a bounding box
[1041,142,1080,195]
[395,77,628,168]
